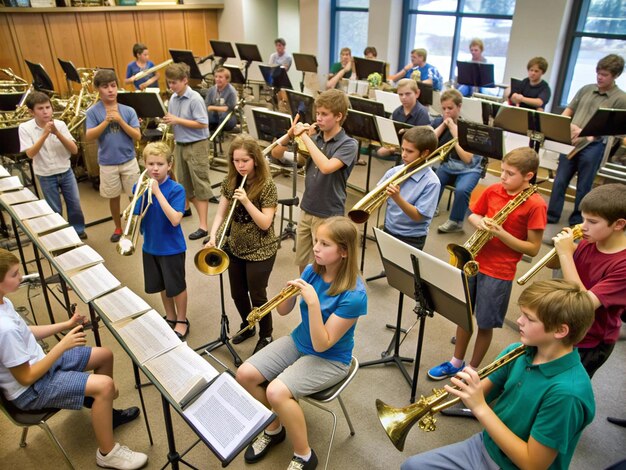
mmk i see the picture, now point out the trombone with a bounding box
[194,174,247,276]
[517,224,583,285]
[117,170,153,256]
[348,138,457,224]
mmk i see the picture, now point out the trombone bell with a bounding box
[194,247,230,276]
[116,237,136,256]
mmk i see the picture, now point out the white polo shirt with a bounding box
[18,118,74,177]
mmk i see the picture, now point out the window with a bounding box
[330,0,369,69]
[555,0,626,109]
[401,0,515,84]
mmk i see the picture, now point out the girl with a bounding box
[236,216,367,470]
[125,43,159,91]
[138,142,189,339]
[433,89,485,234]
[205,134,278,353]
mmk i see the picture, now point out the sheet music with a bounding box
[93,286,151,323]
[144,343,219,404]
[460,97,483,123]
[69,263,121,302]
[0,187,37,205]
[374,116,400,147]
[38,226,82,253]
[54,245,104,273]
[116,309,181,364]
[0,176,23,192]
[0,166,9,178]
[184,373,273,461]
[374,89,401,114]
[12,200,54,220]
[24,212,68,235]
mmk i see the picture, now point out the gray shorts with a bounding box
[11,346,92,411]
[468,273,513,329]
[174,140,213,200]
[247,335,349,400]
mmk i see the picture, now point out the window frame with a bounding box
[329,0,369,66]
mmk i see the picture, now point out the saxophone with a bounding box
[447,185,538,277]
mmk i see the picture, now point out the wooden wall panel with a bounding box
[162,11,187,52]
[184,11,210,58]
[78,13,114,70]
[45,13,85,94]
[0,16,22,76]
[106,12,139,83]
[135,11,167,90]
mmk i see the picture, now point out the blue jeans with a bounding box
[38,169,85,234]
[436,164,482,223]
[547,141,604,225]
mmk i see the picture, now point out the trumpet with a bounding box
[376,344,526,451]
[348,138,457,224]
[517,224,583,285]
[117,170,153,256]
[194,174,247,276]
[231,284,300,340]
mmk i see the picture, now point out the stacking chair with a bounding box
[302,356,359,470]
[0,393,75,469]
[277,196,299,251]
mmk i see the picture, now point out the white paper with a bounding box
[116,309,181,364]
[38,226,83,253]
[184,373,273,460]
[54,245,104,273]
[93,286,151,323]
[0,187,38,205]
[24,212,68,235]
[12,200,54,220]
[69,263,120,302]
[374,89,401,114]
[0,166,10,178]
[144,343,218,404]
[0,176,24,192]
[374,116,400,147]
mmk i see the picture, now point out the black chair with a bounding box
[277,196,299,252]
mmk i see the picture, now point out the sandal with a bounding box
[162,316,176,329]
[174,319,190,340]
[355,158,367,166]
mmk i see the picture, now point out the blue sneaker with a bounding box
[427,361,465,380]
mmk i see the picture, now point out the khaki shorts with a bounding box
[295,211,325,267]
[174,140,213,200]
[99,159,140,199]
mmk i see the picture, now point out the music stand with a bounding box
[223,65,245,85]
[25,60,54,94]
[456,61,495,88]
[116,92,166,119]
[579,108,626,137]
[57,58,81,96]
[416,82,433,106]
[235,43,263,87]
[457,120,505,160]
[0,126,21,155]
[348,95,385,117]
[292,53,318,93]
[208,40,236,69]
[0,93,23,112]
[353,57,386,82]
[510,77,523,95]
[371,228,472,402]
[169,49,204,80]
[285,89,315,124]
[259,64,293,110]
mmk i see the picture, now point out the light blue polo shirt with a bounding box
[167,86,209,143]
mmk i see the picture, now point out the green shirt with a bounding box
[483,343,595,470]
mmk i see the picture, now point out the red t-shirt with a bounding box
[574,240,626,348]
[470,184,547,280]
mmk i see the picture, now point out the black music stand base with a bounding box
[160,396,201,470]
[195,274,242,367]
[281,223,296,241]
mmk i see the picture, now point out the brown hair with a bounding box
[518,279,594,346]
[340,47,352,57]
[470,38,484,51]
[132,43,148,58]
[412,48,427,61]
[274,38,286,46]
[315,89,349,125]
[313,216,361,296]
[226,134,271,202]
[94,69,118,88]
[165,63,190,81]
[440,88,463,107]
[527,57,548,73]
[25,91,51,110]
[580,183,626,225]
[502,147,539,177]
[596,54,624,77]
[363,46,377,58]
[0,249,19,283]
[402,126,437,154]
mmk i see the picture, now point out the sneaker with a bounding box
[188,228,209,240]
[112,406,140,429]
[287,449,318,470]
[232,325,256,344]
[183,208,192,218]
[96,442,148,469]
[253,336,273,354]
[427,361,465,381]
[244,426,286,463]
[209,195,220,204]
[434,208,440,217]
[78,231,88,240]
[110,228,123,243]
[437,220,464,233]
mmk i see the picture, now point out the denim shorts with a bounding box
[468,273,512,329]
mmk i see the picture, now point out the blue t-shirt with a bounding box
[404,63,443,91]
[126,60,156,90]
[134,177,187,256]
[290,265,367,365]
[86,101,139,165]
[379,165,440,237]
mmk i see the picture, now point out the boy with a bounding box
[85,69,141,243]
[326,47,353,89]
[0,249,147,469]
[547,54,626,226]
[163,62,215,242]
[458,38,488,97]
[377,79,431,159]
[272,89,358,273]
[19,91,87,239]
[428,147,547,379]
[268,37,293,71]
[551,183,626,378]
[205,67,238,133]
[389,48,443,91]
[403,279,595,470]
[379,126,440,250]
[504,56,551,110]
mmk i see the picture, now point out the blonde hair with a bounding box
[214,67,231,81]
[312,217,360,296]
[397,78,418,93]
[412,48,427,61]
[0,249,19,282]
[470,38,484,51]
[227,134,271,202]
[143,142,173,164]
